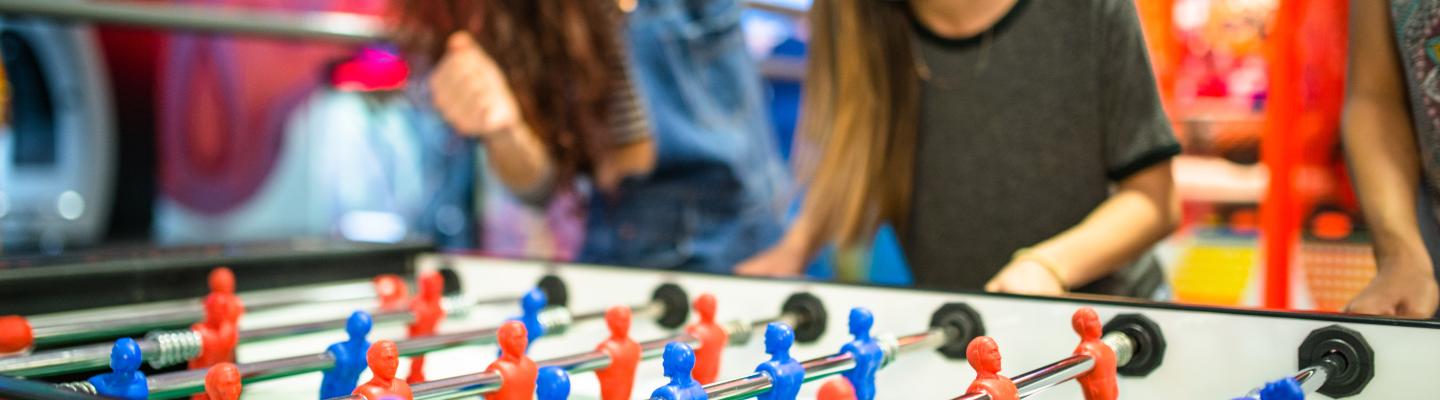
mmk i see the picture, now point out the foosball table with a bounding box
[1,253,1436,399]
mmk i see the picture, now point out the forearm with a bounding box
[483,123,557,201]
[775,205,828,262]
[592,139,656,194]
[1027,176,1179,288]
[1342,97,1429,262]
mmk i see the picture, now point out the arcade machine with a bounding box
[0,13,115,253]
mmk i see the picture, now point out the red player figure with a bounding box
[189,269,244,400]
[1071,308,1118,400]
[373,274,410,311]
[817,377,858,400]
[405,271,445,384]
[203,363,242,400]
[207,267,245,320]
[964,336,1017,400]
[0,315,33,355]
[189,290,241,369]
[685,293,727,384]
[483,321,537,400]
[594,306,641,400]
[353,340,412,400]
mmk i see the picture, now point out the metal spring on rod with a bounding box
[877,333,902,367]
[442,295,471,318]
[145,329,203,369]
[538,307,574,335]
[55,381,98,395]
[725,318,756,345]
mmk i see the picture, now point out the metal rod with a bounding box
[0,374,108,400]
[1235,352,1343,399]
[0,293,506,378]
[1011,355,1095,398]
[0,0,385,42]
[16,278,394,349]
[684,329,946,400]
[1295,357,1335,394]
[60,302,645,399]
[399,313,787,400]
[29,309,200,349]
[952,331,1137,400]
[402,335,684,400]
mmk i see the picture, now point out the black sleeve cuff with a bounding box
[1106,143,1182,181]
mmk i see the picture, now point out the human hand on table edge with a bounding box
[1345,249,1439,318]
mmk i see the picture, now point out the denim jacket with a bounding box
[579,0,789,274]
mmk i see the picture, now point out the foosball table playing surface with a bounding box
[2,254,1436,399]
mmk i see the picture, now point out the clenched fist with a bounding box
[429,32,524,139]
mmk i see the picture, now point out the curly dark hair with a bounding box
[393,0,624,187]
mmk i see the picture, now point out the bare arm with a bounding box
[734,197,830,277]
[430,32,557,197]
[986,160,1180,294]
[431,32,654,200]
[1340,0,1439,317]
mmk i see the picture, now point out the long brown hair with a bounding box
[799,0,920,247]
[392,0,623,187]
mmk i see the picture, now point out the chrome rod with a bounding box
[952,331,1137,400]
[1295,364,1331,394]
[1235,353,1342,399]
[0,374,107,400]
[29,309,200,348]
[56,304,610,400]
[951,356,1096,400]
[1011,355,1095,398]
[400,314,786,400]
[1,293,506,378]
[19,278,396,348]
[683,329,948,400]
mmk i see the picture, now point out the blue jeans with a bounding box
[579,0,789,274]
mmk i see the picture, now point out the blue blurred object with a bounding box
[868,225,914,286]
[581,0,789,274]
[766,37,806,160]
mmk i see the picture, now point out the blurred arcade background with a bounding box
[0,0,1357,313]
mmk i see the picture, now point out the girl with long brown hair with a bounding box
[738,0,1182,298]
[394,0,789,273]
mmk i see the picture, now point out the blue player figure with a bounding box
[320,311,373,399]
[650,342,707,400]
[88,338,148,400]
[511,288,547,348]
[537,366,571,400]
[839,308,883,400]
[755,323,805,400]
[1259,377,1303,400]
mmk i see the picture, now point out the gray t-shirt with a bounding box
[904,0,1181,291]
